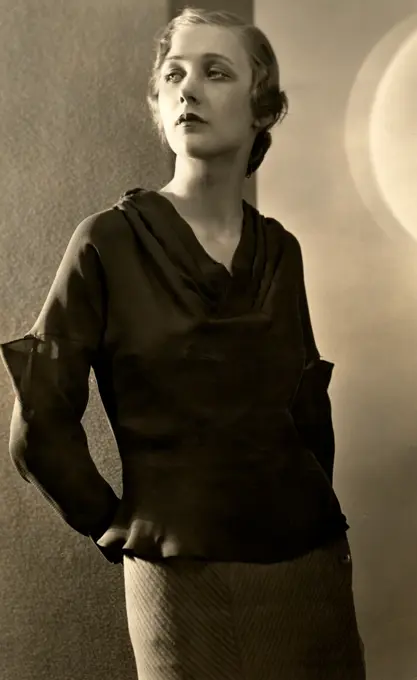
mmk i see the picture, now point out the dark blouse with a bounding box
[0,187,348,565]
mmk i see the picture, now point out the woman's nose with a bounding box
[180,91,198,103]
[179,77,201,103]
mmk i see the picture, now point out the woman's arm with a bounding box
[0,215,120,543]
[290,238,336,485]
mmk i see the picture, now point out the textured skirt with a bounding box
[123,534,366,680]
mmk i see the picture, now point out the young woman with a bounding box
[1,7,366,679]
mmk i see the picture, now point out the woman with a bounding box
[1,7,366,680]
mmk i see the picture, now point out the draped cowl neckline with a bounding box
[116,187,286,317]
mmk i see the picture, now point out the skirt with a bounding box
[123,534,366,680]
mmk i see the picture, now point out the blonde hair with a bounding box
[147,6,288,178]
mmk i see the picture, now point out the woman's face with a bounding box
[157,24,258,165]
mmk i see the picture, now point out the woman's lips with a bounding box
[176,113,207,124]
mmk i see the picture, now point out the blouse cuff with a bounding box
[0,333,93,420]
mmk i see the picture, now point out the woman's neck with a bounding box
[160,177,244,226]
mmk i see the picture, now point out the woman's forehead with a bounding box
[167,25,247,66]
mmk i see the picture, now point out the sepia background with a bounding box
[1,1,417,679]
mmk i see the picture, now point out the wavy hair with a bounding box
[147,6,288,177]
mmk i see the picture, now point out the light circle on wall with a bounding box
[345,15,417,243]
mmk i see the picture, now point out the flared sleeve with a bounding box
[290,239,336,485]
[0,215,120,544]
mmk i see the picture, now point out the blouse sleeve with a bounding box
[0,215,120,545]
[290,238,336,485]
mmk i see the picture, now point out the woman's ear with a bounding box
[252,114,274,132]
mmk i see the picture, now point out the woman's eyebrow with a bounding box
[165,52,235,66]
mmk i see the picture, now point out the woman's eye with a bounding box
[208,68,227,78]
[164,71,182,83]
[164,68,227,83]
